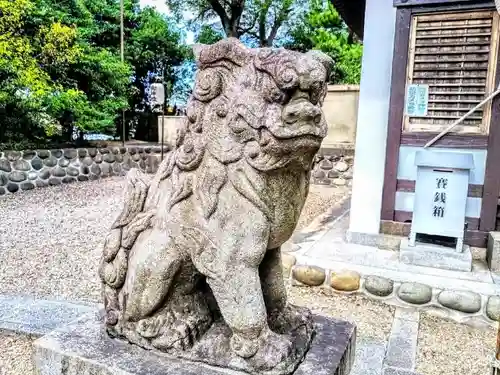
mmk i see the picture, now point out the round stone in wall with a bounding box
[312,170,325,179]
[437,290,481,314]
[327,170,340,179]
[397,282,432,305]
[0,173,7,186]
[90,164,101,175]
[128,147,137,155]
[486,296,500,321]
[52,167,66,177]
[39,168,51,180]
[0,159,11,173]
[132,153,141,162]
[330,270,360,292]
[31,157,43,171]
[48,177,62,186]
[81,166,90,175]
[38,150,51,159]
[0,186,5,195]
[94,154,103,164]
[103,153,115,163]
[6,151,21,161]
[343,169,353,180]
[13,159,31,171]
[115,154,123,163]
[62,176,76,184]
[9,171,27,183]
[292,265,326,286]
[22,150,36,160]
[89,174,99,181]
[78,149,87,158]
[319,160,333,170]
[333,161,349,173]
[6,182,19,193]
[88,148,97,157]
[36,180,48,188]
[112,147,120,155]
[43,156,57,167]
[58,158,70,167]
[50,150,62,159]
[99,148,110,154]
[78,175,89,182]
[101,163,111,176]
[28,171,38,180]
[333,178,346,186]
[364,276,394,297]
[66,167,79,177]
[82,157,93,166]
[112,163,122,175]
[20,181,35,191]
[63,149,77,159]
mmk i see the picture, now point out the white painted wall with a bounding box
[348,0,397,234]
[397,146,487,185]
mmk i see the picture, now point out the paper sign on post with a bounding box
[405,84,429,117]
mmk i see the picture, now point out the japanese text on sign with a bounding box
[433,177,448,218]
[405,84,429,117]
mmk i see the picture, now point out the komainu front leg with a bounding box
[261,248,312,335]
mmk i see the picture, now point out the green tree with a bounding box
[286,0,362,84]
[166,0,297,47]
[0,0,188,146]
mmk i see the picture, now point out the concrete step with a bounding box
[0,294,98,336]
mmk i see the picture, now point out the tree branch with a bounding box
[207,0,231,34]
[265,1,292,46]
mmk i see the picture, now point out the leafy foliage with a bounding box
[166,0,300,47]
[0,0,187,147]
[286,0,362,84]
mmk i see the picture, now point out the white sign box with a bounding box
[409,151,474,252]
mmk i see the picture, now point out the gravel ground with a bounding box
[0,334,35,375]
[0,177,349,303]
[288,286,394,342]
[416,313,496,375]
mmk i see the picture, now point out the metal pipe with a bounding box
[120,0,125,147]
[161,107,165,161]
[424,85,500,148]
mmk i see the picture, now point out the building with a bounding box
[338,0,500,250]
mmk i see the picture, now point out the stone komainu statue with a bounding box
[99,38,332,375]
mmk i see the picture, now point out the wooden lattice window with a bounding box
[403,10,500,134]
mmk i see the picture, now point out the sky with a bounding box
[139,0,195,44]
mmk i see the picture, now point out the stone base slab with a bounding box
[33,312,356,375]
[399,238,472,272]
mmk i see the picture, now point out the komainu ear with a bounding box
[193,38,251,67]
[306,50,334,77]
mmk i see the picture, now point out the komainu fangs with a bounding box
[99,38,332,375]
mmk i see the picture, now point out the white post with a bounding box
[348,0,397,235]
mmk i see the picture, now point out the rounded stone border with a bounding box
[282,257,500,328]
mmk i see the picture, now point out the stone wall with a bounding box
[0,144,354,195]
[311,145,354,187]
[0,146,166,195]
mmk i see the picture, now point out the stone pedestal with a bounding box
[399,238,472,272]
[33,312,356,375]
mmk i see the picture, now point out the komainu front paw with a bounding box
[268,304,312,334]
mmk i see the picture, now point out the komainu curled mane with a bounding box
[99,38,333,375]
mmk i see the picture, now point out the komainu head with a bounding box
[180,38,333,172]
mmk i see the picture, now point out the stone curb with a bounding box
[282,257,500,329]
[0,294,99,336]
